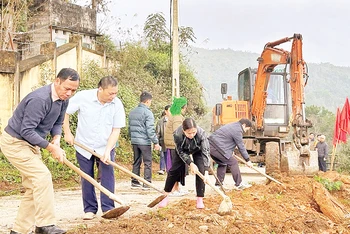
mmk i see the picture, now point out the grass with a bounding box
[314,175,343,191]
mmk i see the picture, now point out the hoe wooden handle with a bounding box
[195,171,227,199]
[63,157,125,205]
[233,154,284,186]
[74,141,164,194]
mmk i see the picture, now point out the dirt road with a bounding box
[0,166,266,233]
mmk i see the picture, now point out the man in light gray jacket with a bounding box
[129,91,160,189]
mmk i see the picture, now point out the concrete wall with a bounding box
[50,0,96,35]
[0,74,14,132]
[0,37,111,132]
[20,66,41,100]
[20,0,97,60]
[82,48,104,67]
[57,48,78,72]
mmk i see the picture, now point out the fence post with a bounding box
[40,42,57,76]
[69,35,82,76]
[14,52,20,107]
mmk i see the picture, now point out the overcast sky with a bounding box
[95,0,350,67]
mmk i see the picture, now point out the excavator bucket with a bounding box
[281,143,319,175]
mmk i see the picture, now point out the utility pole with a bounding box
[172,0,180,98]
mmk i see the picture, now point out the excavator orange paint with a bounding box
[212,34,318,175]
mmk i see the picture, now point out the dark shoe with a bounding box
[10,231,33,234]
[131,182,142,189]
[142,184,151,190]
[35,225,66,234]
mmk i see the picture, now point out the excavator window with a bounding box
[238,69,252,102]
[266,74,285,104]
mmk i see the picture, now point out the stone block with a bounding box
[0,51,18,73]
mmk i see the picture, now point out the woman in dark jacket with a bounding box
[158,118,210,209]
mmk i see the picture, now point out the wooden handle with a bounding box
[74,141,164,194]
[195,171,227,199]
[63,157,124,204]
[233,154,284,186]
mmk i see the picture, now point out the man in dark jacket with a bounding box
[315,134,328,172]
[209,118,253,190]
[129,91,160,189]
[0,68,80,234]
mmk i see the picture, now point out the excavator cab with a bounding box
[236,67,318,175]
[237,67,290,138]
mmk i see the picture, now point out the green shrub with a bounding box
[314,175,342,191]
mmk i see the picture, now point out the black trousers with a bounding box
[318,157,327,172]
[131,144,152,183]
[164,150,206,197]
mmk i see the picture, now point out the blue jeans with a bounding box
[159,151,166,171]
[76,149,115,213]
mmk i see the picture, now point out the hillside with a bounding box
[187,47,350,112]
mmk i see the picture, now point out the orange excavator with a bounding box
[212,34,318,175]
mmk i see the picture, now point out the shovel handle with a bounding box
[233,154,284,186]
[195,171,227,199]
[209,162,227,195]
[63,157,125,205]
[74,141,164,194]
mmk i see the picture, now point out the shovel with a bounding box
[209,162,227,195]
[63,157,130,219]
[195,171,232,216]
[233,154,285,187]
[74,141,167,208]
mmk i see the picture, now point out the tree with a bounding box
[96,34,117,58]
[143,13,169,50]
[306,105,335,145]
[179,26,196,47]
[143,12,197,51]
[0,0,28,50]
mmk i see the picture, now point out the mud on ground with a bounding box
[67,171,350,234]
[1,170,350,234]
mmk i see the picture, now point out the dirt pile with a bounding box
[68,172,350,234]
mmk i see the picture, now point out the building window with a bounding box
[55,38,67,47]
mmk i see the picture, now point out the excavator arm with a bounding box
[290,34,312,153]
[251,37,291,130]
[251,34,312,153]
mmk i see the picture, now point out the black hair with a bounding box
[140,91,152,103]
[161,110,166,117]
[98,76,118,89]
[182,117,197,131]
[239,118,252,127]
[57,68,80,81]
[164,104,171,110]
